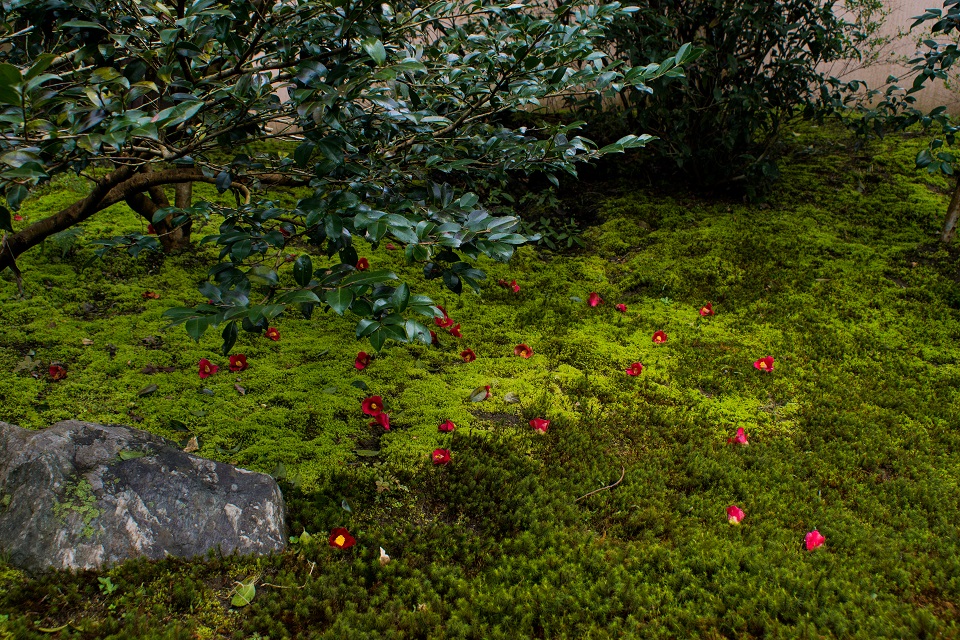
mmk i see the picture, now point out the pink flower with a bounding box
[514,343,533,358]
[354,351,372,370]
[754,356,774,372]
[356,257,369,271]
[511,280,520,293]
[198,358,218,379]
[449,323,462,338]
[529,418,550,433]
[432,448,451,465]
[438,420,456,433]
[625,362,643,376]
[615,303,627,313]
[699,302,714,316]
[460,348,476,363]
[652,330,667,344]
[588,292,602,307]
[726,505,745,525]
[265,327,281,341]
[727,427,748,445]
[805,530,825,551]
[361,396,384,416]
[228,354,249,372]
[370,412,390,431]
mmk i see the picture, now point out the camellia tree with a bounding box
[0,0,698,352]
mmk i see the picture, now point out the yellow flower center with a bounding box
[335,535,346,546]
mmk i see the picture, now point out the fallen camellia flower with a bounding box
[49,364,67,381]
[265,327,281,341]
[355,351,372,370]
[434,305,454,328]
[356,257,370,271]
[449,324,463,338]
[13,214,23,222]
[530,418,550,433]
[438,420,456,433]
[329,527,356,549]
[588,292,602,307]
[229,354,249,372]
[510,280,520,293]
[625,362,644,376]
[370,412,390,431]
[141,291,161,300]
[460,348,476,363]
[727,427,749,445]
[805,529,825,551]
[429,330,440,346]
[514,343,533,358]
[615,303,627,313]
[754,356,774,372]
[726,505,745,525]
[198,358,218,379]
[147,224,156,234]
[432,448,451,465]
[362,395,385,416]
[699,303,714,316]
[652,330,668,344]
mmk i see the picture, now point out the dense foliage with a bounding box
[594,0,884,190]
[0,0,697,352]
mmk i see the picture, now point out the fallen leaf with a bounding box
[137,384,158,397]
[231,577,257,607]
[81,338,94,346]
[341,499,352,513]
[467,385,491,403]
[379,547,390,566]
[141,364,175,375]
[504,392,520,404]
[350,380,369,390]
[234,383,246,396]
[183,436,199,453]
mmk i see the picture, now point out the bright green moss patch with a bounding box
[2,124,960,637]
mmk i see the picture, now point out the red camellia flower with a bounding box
[198,358,218,379]
[429,330,440,346]
[460,348,476,363]
[699,302,714,317]
[141,291,161,299]
[588,292,602,307]
[727,427,749,445]
[355,351,372,370]
[510,280,520,293]
[356,257,370,271]
[265,327,281,341]
[615,303,627,313]
[449,323,462,338]
[432,448,451,465]
[652,330,668,344]
[13,214,23,222]
[49,364,67,380]
[726,505,745,525]
[370,412,390,431]
[625,362,644,376]
[497,278,508,288]
[438,420,456,433]
[147,224,156,234]
[753,356,774,372]
[514,343,533,358]
[530,418,550,434]
[329,527,356,549]
[362,395,384,416]
[386,242,398,250]
[434,305,454,328]
[229,354,249,372]
[805,529,826,551]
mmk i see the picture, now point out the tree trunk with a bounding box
[941,176,960,244]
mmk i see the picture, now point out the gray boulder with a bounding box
[0,420,286,573]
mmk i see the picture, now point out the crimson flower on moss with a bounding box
[430,330,440,346]
[530,418,550,433]
[588,292,602,307]
[726,505,745,525]
[615,303,627,313]
[432,448,451,465]
[355,351,372,370]
[510,280,520,293]
[329,527,356,549]
[727,427,749,445]
[652,330,667,344]
[356,257,370,271]
[49,364,67,380]
[699,303,714,317]
[370,413,390,431]
[805,530,825,551]
[13,214,23,222]
[754,356,774,372]
[514,344,533,358]
[229,354,249,372]
[198,358,218,379]
[625,362,643,376]
[434,305,454,328]
[147,224,156,234]
[449,324,462,338]
[265,327,280,341]
[362,396,384,416]
[460,348,476,363]
[439,420,456,433]
[142,291,160,299]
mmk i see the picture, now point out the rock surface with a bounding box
[0,420,286,573]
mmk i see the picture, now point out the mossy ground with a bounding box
[2,124,960,638]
